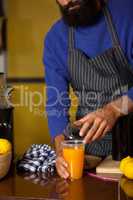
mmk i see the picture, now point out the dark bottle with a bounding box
[0,107,14,145]
[112,113,133,161]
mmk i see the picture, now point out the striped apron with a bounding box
[68,6,133,157]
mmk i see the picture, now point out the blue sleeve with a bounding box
[125,30,133,100]
[125,24,133,101]
[118,0,133,101]
[43,29,70,139]
[126,27,133,101]
[127,87,133,100]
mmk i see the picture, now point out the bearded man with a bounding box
[43,0,133,179]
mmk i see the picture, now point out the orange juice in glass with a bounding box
[62,140,85,180]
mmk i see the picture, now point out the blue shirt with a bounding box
[43,0,133,138]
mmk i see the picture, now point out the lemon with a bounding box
[0,139,12,154]
[120,177,133,197]
[120,156,133,173]
[124,162,133,180]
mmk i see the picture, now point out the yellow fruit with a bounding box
[120,156,133,173]
[124,162,133,180]
[0,139,12,154]
[120,177,133,197]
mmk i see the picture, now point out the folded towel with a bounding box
[17,144,56,175]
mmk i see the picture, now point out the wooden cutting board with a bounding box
[96,155,123,174]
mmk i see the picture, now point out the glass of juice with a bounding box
[62,140,85,180]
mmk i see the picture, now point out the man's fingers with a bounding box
[74,120,83,127]
[79,121,92,137]
[91,120,107,141]
[56,156,68,168]
[74,113,93,126]
[102,126,111,136]
[56,160,69,179]
[56,157,69,179]
[57,165,69,179]
[83,118,102,143]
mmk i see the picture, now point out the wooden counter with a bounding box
[0,168,130,200]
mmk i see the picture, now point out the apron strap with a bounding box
[103,6,121,47]
[68,26,75,49]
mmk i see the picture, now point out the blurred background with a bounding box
[0,0,77,156]
[8,0,60,156]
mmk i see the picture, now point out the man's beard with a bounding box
[58,0,103,27]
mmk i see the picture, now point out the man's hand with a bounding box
[74,97,128,144]
[54,134,69,179]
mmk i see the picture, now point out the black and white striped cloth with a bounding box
[17,144,56,175]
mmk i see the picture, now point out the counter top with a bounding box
[0,169,130,200]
